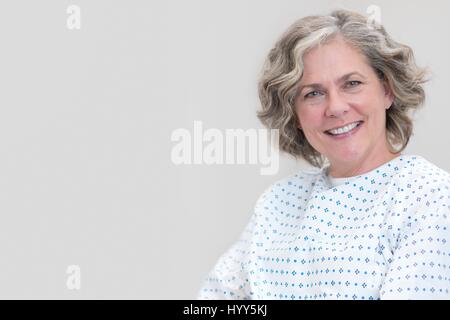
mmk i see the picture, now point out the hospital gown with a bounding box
[197,154,450,300]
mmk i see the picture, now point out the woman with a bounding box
[197,10,450,300]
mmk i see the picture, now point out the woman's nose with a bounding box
[324,88,349,118]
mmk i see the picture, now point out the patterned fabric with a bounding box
[197,154,450,300]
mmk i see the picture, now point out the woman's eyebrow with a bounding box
[297,83,323,93]
[298,71,367,92]
[340,71,366,82]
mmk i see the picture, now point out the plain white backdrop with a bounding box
[0,0,448,299]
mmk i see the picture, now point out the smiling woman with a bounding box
[257,12,428,174]
[294,34,399,178]
[197,9,450,300]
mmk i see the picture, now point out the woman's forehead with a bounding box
[300,39,373,83]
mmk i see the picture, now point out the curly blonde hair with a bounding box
[257,9,427,168]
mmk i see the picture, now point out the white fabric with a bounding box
[198,154,450,300]
[327,171,358,187]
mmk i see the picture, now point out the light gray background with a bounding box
[0,0,448,299]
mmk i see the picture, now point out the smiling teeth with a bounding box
[327,122,360,135]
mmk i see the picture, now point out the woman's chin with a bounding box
[327,148,362,162]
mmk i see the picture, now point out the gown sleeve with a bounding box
[379,182,450,299]
[196,213,258,299]
[196,186,272,300]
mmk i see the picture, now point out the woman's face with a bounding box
[295,35,397,177]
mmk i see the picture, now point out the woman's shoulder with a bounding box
[397,154,450,188]
[254,166,323,208]
[268,166,323,192]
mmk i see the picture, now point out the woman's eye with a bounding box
[304,91,321,99]
[346,80,362,87]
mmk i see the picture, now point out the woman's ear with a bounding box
[382,80,394,109]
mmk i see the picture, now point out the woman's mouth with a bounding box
[324,121,363,140]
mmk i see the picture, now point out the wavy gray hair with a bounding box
[257,9,427,168]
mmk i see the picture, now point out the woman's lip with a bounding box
[324,121,363,133]
[325,121,363,139]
